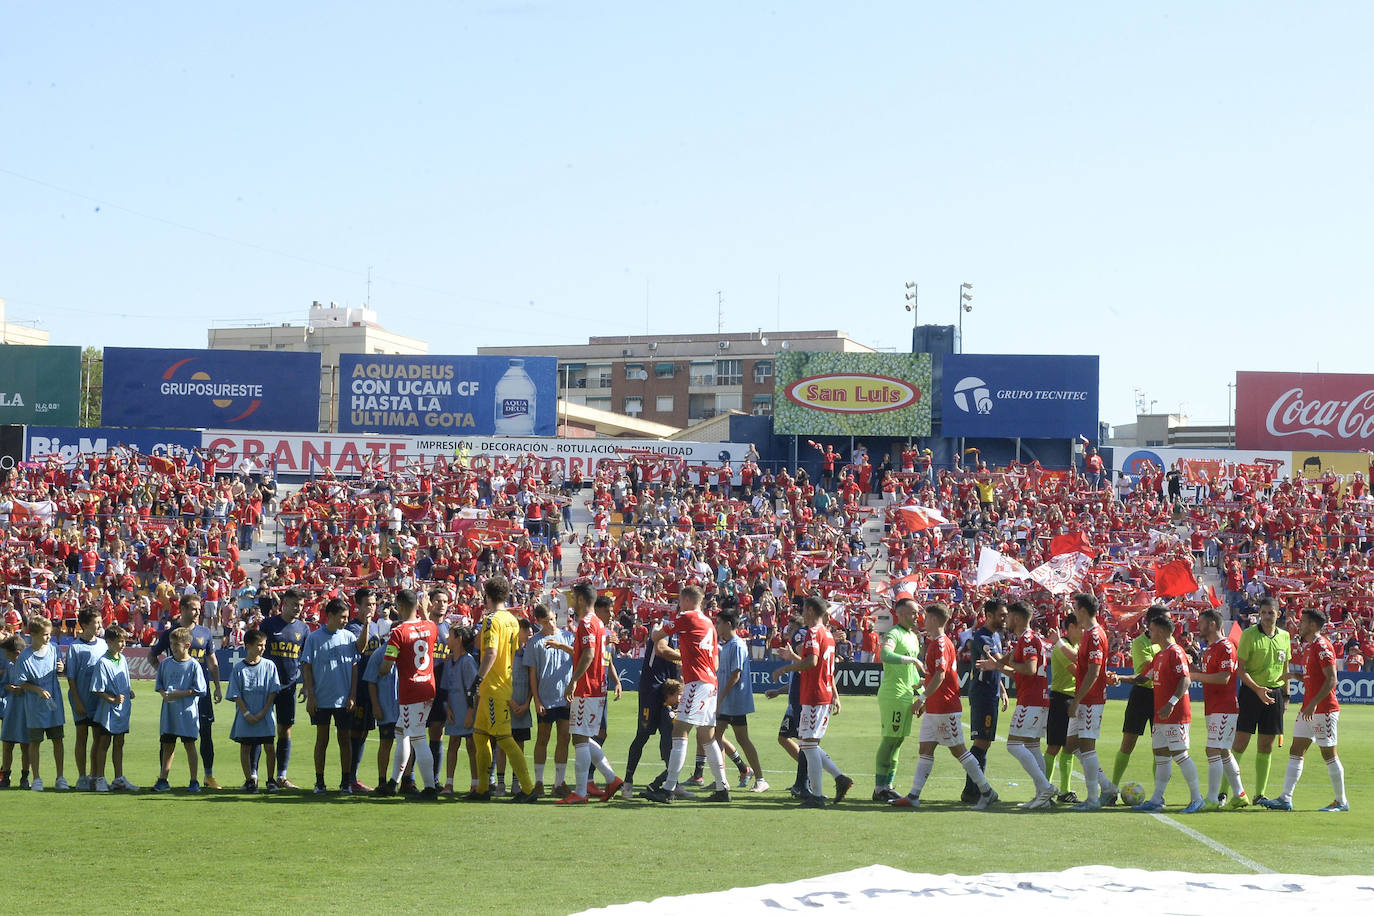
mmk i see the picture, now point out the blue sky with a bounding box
[4,1,1371,427]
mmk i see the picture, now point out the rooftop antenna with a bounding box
[717,290,724,334]
[366,266,373,307]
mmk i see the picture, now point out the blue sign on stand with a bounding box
[941,355,1099,440]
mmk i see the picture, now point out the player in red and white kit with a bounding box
[1192,608,1250,810]
[1110,610,1203,812]
[559,582,623,804]
[378,589,439,798]
[1066,593,1119,810]
[645,585,727,803]
[1262,608,1348,811]
[976,601,1055,808]
[890,603,997,810]
[772,596,852,808]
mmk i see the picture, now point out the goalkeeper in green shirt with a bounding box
[873,598,925,802]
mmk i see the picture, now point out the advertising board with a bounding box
[26,425,203,467]
[0,345,81,425]
[337,354,558,436]
[772,352,931,437]
[1236,370,1374,451]
[102,347,321,431]
[940,354,1098,440]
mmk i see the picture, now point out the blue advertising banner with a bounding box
[337,354,558,436]
[25,425,203,466]
[940,354,1099,440]
[102,347,321,432]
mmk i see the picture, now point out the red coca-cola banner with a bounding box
[1236,371,1374,450]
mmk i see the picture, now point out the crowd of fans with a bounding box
[2,442,1373,673]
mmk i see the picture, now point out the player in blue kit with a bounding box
[228,629,283,792]
[260,588,310,788]
[150,595,223,788]
[15,617,68,791]
[89,625,137,792]
[343,586,385,793]
[623,620,679,797]
[302,597,361,795]
[154,628,209,793]
[363,623,401,794]
[962,598,1008,802]
[65,608,107,790]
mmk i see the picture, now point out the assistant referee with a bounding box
[1232,597,1291,803]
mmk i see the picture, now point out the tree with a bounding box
[80,346,102,427]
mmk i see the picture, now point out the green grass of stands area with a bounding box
[6,691,1369,914]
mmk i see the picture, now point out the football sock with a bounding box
[1029,744,1047,777]
[803,745,824,797]
[573,743,591,796]
[1206,755,1223,802]
[1281,755,1302,800]
[555,762,567,787]
[1223,753,1245,796]
[909,753,934,796]
[1254,750,1273,798]
[704,742,727,789]
[664,737,688,791]
[1009,742,1051,792]
[249,744,262,773]
[277,736,292,779]
[1327,756,1346,804]
[1055,752,1074,793]
[795,753,808,790]
[429,739,443,784]
[1078,750,1102,802]
[535,763,545,784]
[1151,756,1171,804]
[500,736,533,791]
[729,750,747,774]
[391,738,411,783]
[588,740,616,782]
[474,737,494,793]
[818,749,842,778]
[963,745,988,797]
[1111,750,1131,786]
[692,754,706,780]
[957,751,991,793]
[200,724,214,777]
[1177,754,1201,803]
[875,736,903,787]
[625,728,650,782]
[349,735,366,782]
[411,739,435,791]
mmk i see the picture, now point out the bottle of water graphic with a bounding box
[493,359,537,436]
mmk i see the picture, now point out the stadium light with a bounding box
[957,282,973,352]
[904,282,918,352]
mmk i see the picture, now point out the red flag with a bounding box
[1049,531,1094,558]
[1226,621,1242,648]
[148,455,176,476]
[895,505,947,534]
[1207,585,1222,609]
[1153,559,1199,598]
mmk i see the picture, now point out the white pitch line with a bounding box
[1149,812,1273,874]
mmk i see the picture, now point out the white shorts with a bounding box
[396,701,433,739]
[1067,703,1104,741]
[798,704,831,740]
[1151,722,1190,753]
[677,680,717,728]
[1292,710,1339,747]
[1008,704,1048,739]
[1205,712,1238,748]
[918,711,964,747]
[569,696,605,738]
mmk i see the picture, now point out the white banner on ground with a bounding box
[578,865,1373,915]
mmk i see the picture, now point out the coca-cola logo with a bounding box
[1264,387,1374,440]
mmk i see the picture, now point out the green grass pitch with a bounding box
[7,689,1368,914]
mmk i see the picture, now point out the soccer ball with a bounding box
[1120,781,1146,806]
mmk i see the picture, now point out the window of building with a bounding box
[689,360,714,387]
[688,393,715,420]
[654,362,676,378]
[587,363,613,388]
[623,396,643,416]
[716,359,743,385]
[624,363,648,381]
[655,395,674,413]
[715,392,742,412]
[753,360,773,384]
[752,393,773,415]
[586,397,612,411]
